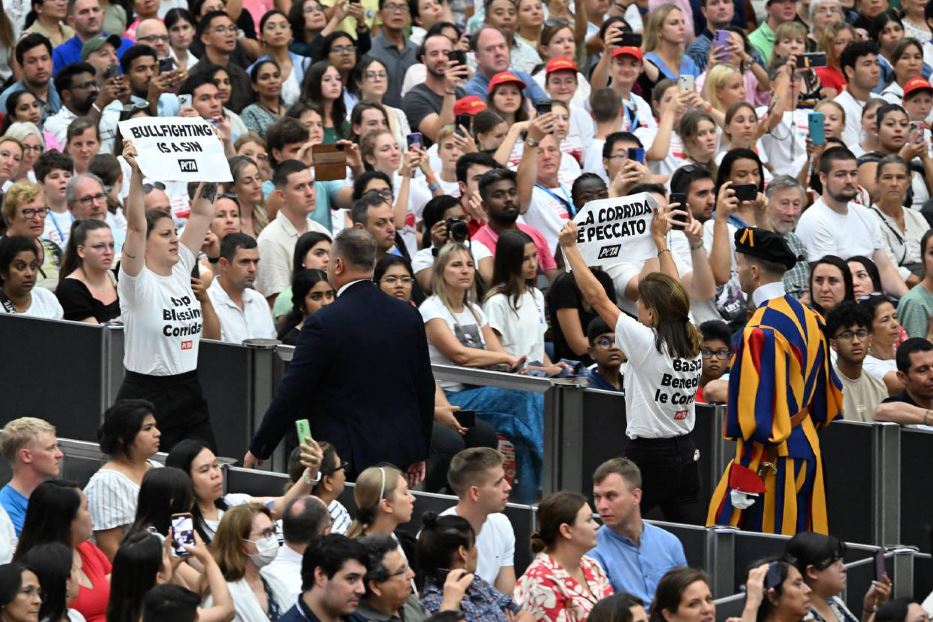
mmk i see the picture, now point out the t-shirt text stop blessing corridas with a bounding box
[118,244,203,376]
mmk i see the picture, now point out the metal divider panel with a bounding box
[198,341,254,460]
[900,429,933,553]
[820,422,874,545]
[732,532,789,593]
[648,520,708,568]
[225,466,291,497]
[580,389,629,499]
[913,555,933,599]
[714,594,747,620]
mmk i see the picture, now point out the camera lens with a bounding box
[446,218,469,242]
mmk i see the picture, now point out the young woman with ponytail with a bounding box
[55,219,119,324]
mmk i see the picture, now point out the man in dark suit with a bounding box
[243,229,435,484]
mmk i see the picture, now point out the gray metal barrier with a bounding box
[900,427,933,553]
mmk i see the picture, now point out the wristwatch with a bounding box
[526,137,541,148]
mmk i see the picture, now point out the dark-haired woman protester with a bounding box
[0,562,41,622]
[786,532,891,622]
[114,139,221,454]
[559,214,706,525]
[20,543,84,622]
[55,220,120,324]
[515,492,612,622]
[417,512,523,622]
[648,567,715,622]
[276,269,336,345]
[83,399,162,561]
[0,235,63,319]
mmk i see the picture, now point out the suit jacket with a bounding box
[249,280,435,475]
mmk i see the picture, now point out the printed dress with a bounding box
[514,553,613,622]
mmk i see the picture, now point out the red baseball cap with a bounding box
[453,96,487,116]
[546,57,577,76]
[903,77,933,100]
[488,71,526,94]
[611,46,643,62]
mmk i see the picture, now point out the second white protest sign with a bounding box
[565,192,661,269]
[117,116,233,183]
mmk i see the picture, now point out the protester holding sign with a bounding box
[558,210,705,525]
[114,139,222,454]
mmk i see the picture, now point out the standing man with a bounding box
[763,176,809,300]
[207,233,277,344]
[707,227,843,535]
[835,41,881,147]
[245,228,436,485]
[367,0,417,108]
[0,417,64,535]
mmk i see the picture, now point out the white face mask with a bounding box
[245,535,279,568]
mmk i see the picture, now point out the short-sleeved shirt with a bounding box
[118,244,202,376]
[56,278,120,324]
[521,185,574,257]
[329,499,352,535]
[898,282,933,338]
[483,289,547,362]
[514,553,613,622]
[0,286,63,319]
[72,541,111,622]
[0,485,27,535]
[587,522,686,602]
[546,270,617,363]
[401,84,465,144]
[207,280,277,344]
[835,365,887,423]
[420,296,488,391]
[795,198,885,262]
[256,211,331,298]
[471,223,557,275]
[882,390,922,407]
[441,507,515,584]
[84,461,162,531]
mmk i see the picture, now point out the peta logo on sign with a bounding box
[597,245,621,259]
[179,159,198,173]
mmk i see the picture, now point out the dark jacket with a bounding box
[249,280,435,476]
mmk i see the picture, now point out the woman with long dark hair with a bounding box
[848,256,883,299]
[860,294,905,394]
[276,268,335,344]
[240,59,286,138]
[0,562,41,622]
[165,8,199,70]
[250,10,309,108]
[130,467,195,536]
[270,231,331,320]
[878,38,926,103]
[559,213,705,524]
[303,60,350,143]
[19,543,81,622]
[56,219,119,324]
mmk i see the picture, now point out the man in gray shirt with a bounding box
[367,0,418,107]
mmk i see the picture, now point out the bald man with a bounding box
[136,19,170,59]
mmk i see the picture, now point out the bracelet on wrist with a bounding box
[689,240,704,251]
[428,182,442,192]
[658,248,671,256]
[302,468,322,486]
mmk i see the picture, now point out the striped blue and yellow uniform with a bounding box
[706,294,843,535]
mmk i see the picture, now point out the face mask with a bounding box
[246,535,279,568]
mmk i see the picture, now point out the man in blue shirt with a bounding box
[585,317,625,392]
[463,26,547,105]
[52,0,132,73]
[0,34,61,119]
[279,534,370,622]
[0,417,64,536]
[588,458,687,602]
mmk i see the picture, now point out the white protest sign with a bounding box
[117,116,233,183]
[565,192,660,269]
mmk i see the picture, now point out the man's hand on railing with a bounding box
[406,460,426,487]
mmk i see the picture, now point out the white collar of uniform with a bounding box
[337,279,367,297]
[752,281,786,307]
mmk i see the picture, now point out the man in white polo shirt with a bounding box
[796,147,907,297]
[441,448,516,594]
[207,232,277,343]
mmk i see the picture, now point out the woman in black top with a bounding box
[55,219,120,324]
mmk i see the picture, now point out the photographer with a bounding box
[413,195,494,293]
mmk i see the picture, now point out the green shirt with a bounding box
[898,283,933,338]
[748,22,776,65]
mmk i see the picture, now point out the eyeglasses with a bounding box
[21,144,44,154]
[323,460,350,475]
[594,336,615,348]
[834,329,869,341]
[20,207,48,219]
[138,34,170,42]
[331,45,356,54]
[383,2,410,11]
[701,348,730,359]
[76,192,107,206]
[364,71,388,80]
[308,289,336,301]
[386,562,411,579]
[382,275,413,285]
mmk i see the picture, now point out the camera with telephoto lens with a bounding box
[446,218,469,243]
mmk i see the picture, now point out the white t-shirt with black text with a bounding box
[119,245,203,376]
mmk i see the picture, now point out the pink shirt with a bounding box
[472,223,558,274]
[242,0,273,30]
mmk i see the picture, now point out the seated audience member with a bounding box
[357,535,426,622]
[0,417,62,536]
[207,232,277,343]
[346,467,417,565]
[546,269,617,364]
[2,180,62,290]
[309,442,352,535]
[585,318,625,393]
[588,593,647,622]
[867,156,929,285]
[515,492,612,621]
[270,231,332,321]
[108,528,234,622]
[413,195,493,293]
[588,459,685,602]
[278,534,370,621]
[875,598,929,622]
[738,559,813,622]
[848,256,883,300]
[129,467,196,537]
[649,568,715,622]
[19,542,83,622]
[276,268,336,345]
[375,255,418,306]
[13,480,110,622]
[0,236,64,319]
[860,295,905,394]
[897,230,933,339]
[141,585,202,622]
[0,563,41,622]
[56,219,120,323]
[696,320,731,404]
[809,255,855,317]
[763,176,810,301]
[875,338,933,424]
[166,439,321,543]
[263,495,333,603]
[826,302,888,422]
[441,448,516,594]
[205,503,291,619]
[418,512,521,622]
[83,399,162,560]
[785,531,890,622]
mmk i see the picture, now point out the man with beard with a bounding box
[708,226,843,535]
[45,62,100,147]
[764,176,808,300]
[669,164,714,224]
[796,147,907,296]
[0,34,60,118]
[401,33,469,145]
[471,168,558,281]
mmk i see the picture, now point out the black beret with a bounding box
[734,227,796,271]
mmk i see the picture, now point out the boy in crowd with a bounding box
[902,77,933,126]
[586,317,625,393]
[827,302,887,422]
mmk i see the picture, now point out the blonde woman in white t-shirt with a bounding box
[116,140,221,454]
[559,218,705,524]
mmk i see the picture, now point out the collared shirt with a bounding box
[0,485,27,536]
[586,368,624,393]
[748,21,776,64]
[280,595,369,622]
[262,544,303,606]
[779,232,809,300]
[207,279,277,344]
[368,34,418,108]
[255,210,330,298]
[357,594,428,622]
[752,281,786,308]
[587,522,687,603]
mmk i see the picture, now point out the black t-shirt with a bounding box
[55,278,121,323]
[882,391,920,406]
[400,84,464,147]
[545,269,617,363]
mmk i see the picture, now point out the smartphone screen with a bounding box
[669,193,687,231]
[796,52,827,68]
[295,419,312,445]
[874,549,887,581]
[455,113,472,136]
[536,100,552,115]
[619,32,642,47]
[406,132,423,150]
[627,147,645,164]
[158,57,174,73]
[171,514,195,557]
[732,184,757,202]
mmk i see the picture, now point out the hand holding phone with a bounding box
[406,132,424,150]
[295,419,312,445]
[171,513,195,557]
[669,193,687,231]
[874,549,888,582]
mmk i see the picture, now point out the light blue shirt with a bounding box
[588,521,687,603]
[0,485,28,536]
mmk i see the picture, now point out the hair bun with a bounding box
[421,511,439,528]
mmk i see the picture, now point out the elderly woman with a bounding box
[4,122,45,182]
[1,180,62,290]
